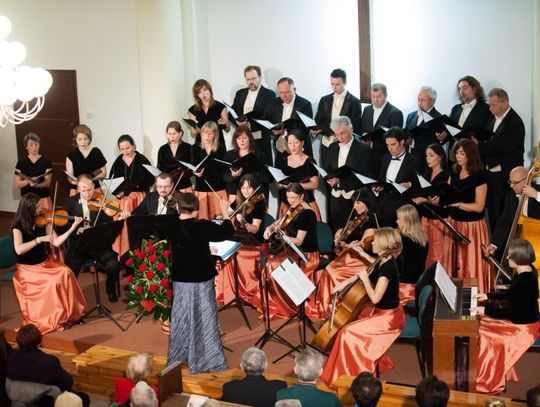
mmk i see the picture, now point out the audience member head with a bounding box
[508,166,528,195]
[488,88,510,117]
[72,124,93,147]
[11,192,40,234]
[129,381,158,407]
[417,86,437,111]
[294,348,324,383]
[244,65,262,91]
[425,143,448,173]
[277,77,296,104]
[126,352,153,383]
[240,347,267,376]
[16,323,42,351]
[415,375,450,407]
[232,126,255,154]
[331,116,353,144]
[384,126,408,158]
[192,79,215,110]
[166,121,184,144]
[275,401,302,407]
[484,399,506,407]
[351,372,382,407]
[396,204,428,247]
[330,68,347,95]
[199,121,220,152]
[371,83,387,108]
[177,192,199,216]
[54,391,82,407]
[457,75,485,103]
[451,138,483,174]
[526,383,540,407]
[507,238,536,267]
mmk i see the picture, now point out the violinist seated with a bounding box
[63,174,128,303]
[306,188,377,319]
[320,227,405,388]
[131,173,180,217]
[215,174,266,305]
[11,193,87,334]
[473,238,540,395]
[251,183,319,319]
[484,166,540,261]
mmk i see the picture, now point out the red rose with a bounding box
[156,263,166,272]
[141,299,156,311]
[166,289,173,298]
[160,278,169,288]
[125,275,133,283]
[136,286,144,294]
[138,264,147,273]
[125,258,134,267]
[147,240,155,247]
[147,245,155,254]
[137,250,146,259]
[149,284,159,293]
[148,254,158,263]
[162,249,171,258]
[145,271,155,280]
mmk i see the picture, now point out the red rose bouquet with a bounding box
[125,237,173,322]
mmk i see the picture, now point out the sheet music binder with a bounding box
[271,258,315,306]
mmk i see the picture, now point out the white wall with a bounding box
[372,0,535,158]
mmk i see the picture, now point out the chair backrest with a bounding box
[0,236,17,269]
[414,261,437,318]
[316,222,333,254]
[5,378,61,406]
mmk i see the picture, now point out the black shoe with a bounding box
[108,292,118,303]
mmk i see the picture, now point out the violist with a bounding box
[14,132,53,212]
[320,227,404,387]
[11,193,87,334]
[157,121,193,193]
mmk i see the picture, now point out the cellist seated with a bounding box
[320,227,405,388]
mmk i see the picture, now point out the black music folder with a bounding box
[71,220,125,258]
[127,214,179,248]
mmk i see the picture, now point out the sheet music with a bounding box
[311,162,328,178]
[63,170,77,181]
[445,124,461,137]
[387,179,408,194]
[142,164,162,177]
[209,240,242,261]
[434,261,457,312]
[422,111,434,123]
[272,258,315,305]
[353,173,378,185]
[100,177,125,195]
[266,165,289,183]
[254,119,278,130]
[417,173,431,188]
[281,233,308,263]
[179,155,208,172]
[296,110,317,127]
[223,101,239,119]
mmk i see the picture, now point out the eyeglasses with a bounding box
[508,178,526,186]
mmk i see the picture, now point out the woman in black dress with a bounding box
[157,121,192,192]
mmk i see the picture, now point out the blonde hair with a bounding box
[54,391,82,407]
[199,121,220,152]
[373,227,402,254]
[397,204,428,247]
[126,352,153,382]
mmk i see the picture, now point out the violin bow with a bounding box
[160,171,186,215]
[49,181,59,242]
[480,243,513,282]
[203,179,222,202]
[230,185,262,219]
[93,172,114,228]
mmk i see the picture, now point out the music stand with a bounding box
[72,220,125,331]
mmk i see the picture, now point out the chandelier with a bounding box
[0,15,52,127]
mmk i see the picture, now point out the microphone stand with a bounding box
[422,203,470,245]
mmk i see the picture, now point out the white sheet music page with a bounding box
[434,261,457,312]
[266,165,289,183]
[208,240,241,261]
[296,110,317,127]
[272,258,315,305]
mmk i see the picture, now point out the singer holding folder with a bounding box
[157,121,193,192]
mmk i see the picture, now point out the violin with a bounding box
[87,191,122,217]
[35,209,87,228]
[334,212,370,256]
[267,203,304,254]
[336,234,375,257]
[243,193,263,216]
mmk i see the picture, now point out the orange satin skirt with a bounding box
[448,218,493,293]
[306,250,369,319]
[421,217,452,273]
[215,246,262,305]
[113,191,146,256]
[476,317,540,394]
[252,251,320,319]
[194,190,228,220]
[13,259,87,334]
[279,201,322,221]
[399,283,416,307]
[321,305,405,387]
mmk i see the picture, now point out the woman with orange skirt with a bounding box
[192,121,229,219]
[276,130,321,220]
[321,227,405,387]
[395,204,429,305]
[157,121,193,193]
[11,193,87,334]
[473,239,540,394]
[253,183,319,319]
[216,174,266,305]
[446,139,492,293]
[65,124,107,196]
[14,132,53,212]
[306,188,376,319]
[412,143,452,272]
[110,134,154,256]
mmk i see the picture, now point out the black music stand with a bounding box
[72,220,125,331]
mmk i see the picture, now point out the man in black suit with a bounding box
[485,167,540,261]
[132,173,179,216]
[268,77,313,163]
[64,174,123,302]
[377,127,422,226]
[323,116,371,232]
[361,83,403,176]
[474,88,525,229]
[221,347,287,407]
[449,75,492,129]
[232,65,276,165]
[405,86,442,164]
[314,68,362,161]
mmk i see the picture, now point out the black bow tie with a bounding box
[391,153,405,161]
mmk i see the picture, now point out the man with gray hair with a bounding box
[129,381,158,407]
[405,86,442,163]
[323,116,372,232]
[276,348,341,407]
[221,347,287,407]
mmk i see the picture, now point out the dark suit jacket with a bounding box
[232,85,276,131]
[315,91,362,133]
[6,349,73,391]
[323,138,372,189]
[405,107,442,163]
[63,193,114,225]
[221,375,287,407]
[449,99,492,129]
[132,191,179,216]
[379,153,422,187]
[276,384,341,407]
[361,102,403,133]
[477,108,525,173]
